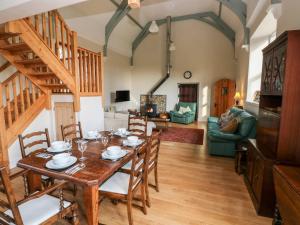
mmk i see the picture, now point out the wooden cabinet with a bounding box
[245,30,300,218]
[212,79,235,117]
[244,140,276,217]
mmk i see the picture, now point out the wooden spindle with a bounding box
[12,77,19,121]
[42,13,47,41]
[34,15,39,33]
[79,50,83,93]
[61,21,65,65]
[5,85,12,127]
[0,83,8,166]
[31,83,36,103]
[87,52,92,92]
[25,78,31,108]
[83,51,87,92]
[96,54,100,93]
[18,75,25,114]
[91,54,95,92]
[48,11,53,50]
[67,30,71,71]
[55,13,59,56]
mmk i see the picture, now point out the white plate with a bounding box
[102,150,127,160]
[114,131,131,137]
[46,156,77,170]
[47,145,71,153]
[123,139,144,147]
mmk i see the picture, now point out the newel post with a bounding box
[71,31,80,112]
[0,83,9,168]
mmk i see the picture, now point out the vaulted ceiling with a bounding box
[60,0,248,57]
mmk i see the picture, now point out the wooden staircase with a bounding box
[0,10,77,99]
[0,10,103,167]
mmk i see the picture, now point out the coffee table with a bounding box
[148,117,170,130]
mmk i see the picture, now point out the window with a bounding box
[246,13,277,103]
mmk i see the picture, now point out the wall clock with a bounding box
[183,71,192,79]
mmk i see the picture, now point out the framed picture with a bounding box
[253,91,260,103]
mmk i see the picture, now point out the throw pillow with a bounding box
[220,118,239,133]
[178,106,192,114]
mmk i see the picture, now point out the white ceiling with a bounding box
[0,0,87,24]
[60,0,245,56]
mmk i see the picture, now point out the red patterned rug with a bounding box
[161,127,204,145]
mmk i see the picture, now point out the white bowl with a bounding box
[118,128,127,134]
[106,146,121,156]
[88,131,98,138]
[127,136,138,143]
[52,153,71,165]
[51,141,66,151]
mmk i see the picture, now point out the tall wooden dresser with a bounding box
[244,30,300,217]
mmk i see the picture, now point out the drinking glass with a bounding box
[78,140,87,162]
[65,137,72,154]
[101,136,109,151]
[96,129,102,142]
[109,128,114,136]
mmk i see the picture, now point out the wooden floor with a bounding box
[8,122,272,225]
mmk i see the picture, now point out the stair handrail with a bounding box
[1,71,19,86]
[24,10,77,76]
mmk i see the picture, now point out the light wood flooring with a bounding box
[8,122,272,225]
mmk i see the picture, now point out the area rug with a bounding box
[161,127,204,145]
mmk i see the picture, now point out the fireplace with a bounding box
[140,95,166,117]
[145,103,157,118]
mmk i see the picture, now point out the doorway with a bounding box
[178,83,199,120]
[55,102,75,140]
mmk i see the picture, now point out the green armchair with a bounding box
[170,102,196,124]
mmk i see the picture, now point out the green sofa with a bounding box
[207,107,256,157]
[170,102,196,124]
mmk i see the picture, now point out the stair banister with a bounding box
[0,83,9,167]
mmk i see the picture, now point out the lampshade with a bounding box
[169,41,176,51]
[128,0,140,9]
[234,92,241,100]
[149,20,159,33]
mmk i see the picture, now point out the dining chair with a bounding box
[18,128,53,188]
[121,130,162,207]
[61,122,83,141]
[144,129,162,207]
[98,140,150,225]
[128,115,148,137]
[0,164,79,225]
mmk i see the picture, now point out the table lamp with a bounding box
[234,92,241,106]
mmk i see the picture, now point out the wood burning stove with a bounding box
[145,103,157,117]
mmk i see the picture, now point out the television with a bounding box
[115,90,130,102]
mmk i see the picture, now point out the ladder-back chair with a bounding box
[0,164,79,225]
[99,138,150,225]
[128,115,148,137]
[61,122,83,141]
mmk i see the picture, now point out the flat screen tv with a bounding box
[115,90,130,102]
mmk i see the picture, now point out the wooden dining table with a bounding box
[17,133,145,225]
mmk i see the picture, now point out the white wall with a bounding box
[131,20,236,121]
[277,0,300,35]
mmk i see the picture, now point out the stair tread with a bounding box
[0,33,21,40]
[41,84,67,88]
[15,58,44,65]
[30,72,55,76]
[0,42,29,51]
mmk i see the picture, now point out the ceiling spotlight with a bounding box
[169,41,176,51]
[149,20,159,33]
[128,0,140,9]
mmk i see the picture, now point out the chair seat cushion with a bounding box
[99,172,130,195]
[4,194,71,225]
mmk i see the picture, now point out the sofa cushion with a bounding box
[208,122,220,131]
[220,118,238,133]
